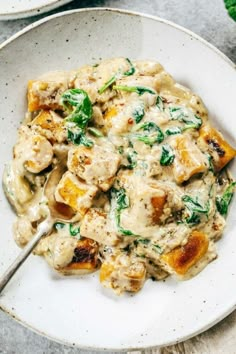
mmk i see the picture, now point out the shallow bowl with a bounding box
[0,8,236,351]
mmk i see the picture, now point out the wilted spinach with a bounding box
[111,188,136,236]
[136,122,164,146]
[182,195,210,225]
[133,103,145,124]
[61,88,94,148]
[160,144,175,166]
[113,85,156,96]
[69,224,81,237]
[216,182,236,215]
[165,126,182,136]
[98,58,135,94]
[168,106,202,130]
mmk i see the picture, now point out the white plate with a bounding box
[0,8,236,351]
[0,0,73,20]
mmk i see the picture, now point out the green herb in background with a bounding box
[224,0,236,20]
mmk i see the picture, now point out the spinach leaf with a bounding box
[62,89,92,129]
[156,96,164,111]
[182,115,202,129]
[128,140,134,148]
[182,195,209,225]
[206,153,215,173]
[115,188,129,211]
[152,244,163,254]
[134,238,162,254]
[111,188,136,236]
[87,127,104,137]
[168,106,202,129]
[118,146,124,154]
[186,213,201,225]
[67,129,93,147]
[123,58,135,76]
[113,85,156,96]
[135,238,150,245]
[216,182,236,215]
[133,103,145,124]
[160,144,175,166]
[136,122,164,146]
[126,150,138,169]
[62,88,94,148]
[98,58,135,94]
[69,224,81,237]
[165,126,182,136]
[98,75,117,94]
[168,106,184,120]
[182,195,210,214]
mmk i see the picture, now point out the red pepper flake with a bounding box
[128,118,134,124]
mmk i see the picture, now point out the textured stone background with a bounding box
[0,1,236,353]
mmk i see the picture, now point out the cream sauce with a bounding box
[3,57,236,294]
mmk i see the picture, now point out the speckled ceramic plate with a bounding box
[0,0,73,20]
[0,8,236,351]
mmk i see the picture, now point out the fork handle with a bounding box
[0,219,52,294]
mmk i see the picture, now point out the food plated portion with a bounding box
[3,57,236,294]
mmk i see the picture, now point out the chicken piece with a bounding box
[27,71,72,112]
[118,181,169,233]
[74,58,131,103]
[59,238,100,275]
[80,208,120,246]
[54,171,98,217]
[198,124,236,171]
[161,230,209,275]
[100,252,146,294]
[14,127,53,174]
[39,231,99,274]
[134,60,164,76]
[30,110,67,143]
[171,135,208,184]
[67,145,121,191]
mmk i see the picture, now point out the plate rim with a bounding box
[0,7,236,351]
[0,0,73,20]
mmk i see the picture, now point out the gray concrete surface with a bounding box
[0,1,236,353]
